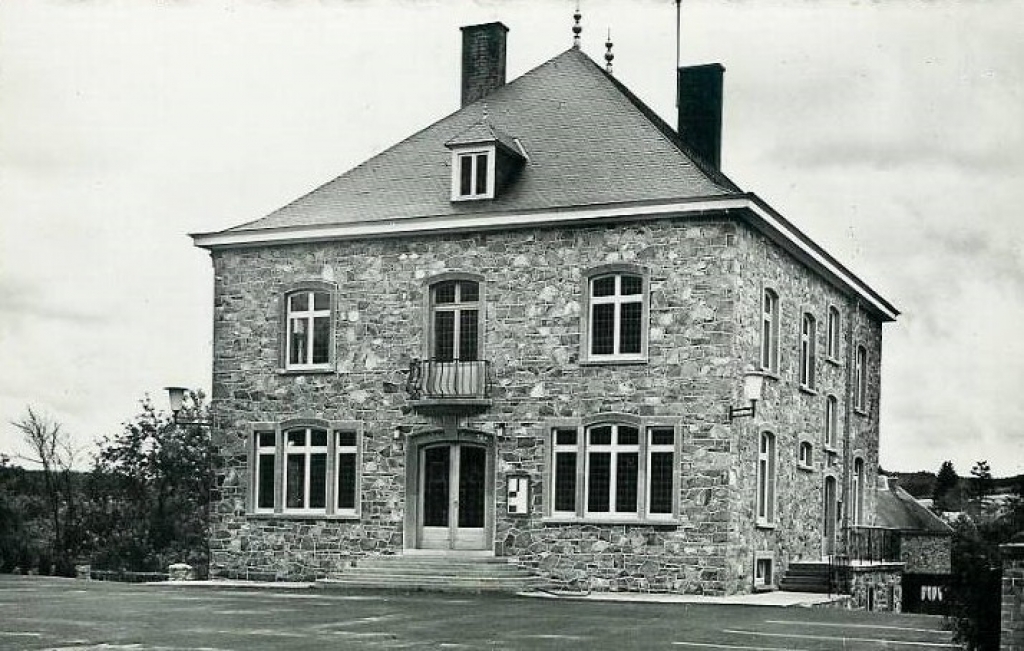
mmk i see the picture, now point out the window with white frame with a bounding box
[825,394,839,449]
[856,345,868,411]
[761,289,779,373]
[430,280,480,362]
[798,441,813,469]
[800,312,817,389]
[754,556,774,587]
[827,306,841,360]
[251,422,361,517]
[285,289,332,369]
[549,422,676,521]
[852,457,865,525]
[452,149,494,200]
[756,431,777,525]
[585,270,647,361]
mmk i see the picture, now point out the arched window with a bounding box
[825,395,839,449]
[756,431,777,525]
[856,345,868,410]
[761,289,779,372]
[798,441,813,469]
[852,457,865,525]
[583,265,649,362]
[826,305,841,360]
[800,312,817,389]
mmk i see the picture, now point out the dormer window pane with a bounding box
[475,154,488,195]
[460,157,473,196]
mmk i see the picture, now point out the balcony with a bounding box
[406,359,492,414]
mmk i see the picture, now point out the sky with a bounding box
[1,0,1022,476]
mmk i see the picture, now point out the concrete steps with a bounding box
[779,561,839,594]
[315,554,540,593]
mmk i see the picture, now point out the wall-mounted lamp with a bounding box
[728,371,765,422]
[165,386,213,427]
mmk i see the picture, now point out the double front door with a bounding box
[419,443,489,550]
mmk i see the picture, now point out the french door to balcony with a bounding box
[418,443,489,550]
[431,280,479,362]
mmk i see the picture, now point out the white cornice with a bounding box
[191,194,898,321]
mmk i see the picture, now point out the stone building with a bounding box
[191,21,898,596]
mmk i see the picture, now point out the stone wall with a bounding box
[207,216,887,594]
[847,564,903,612]
[1002,543,1024,650]
[901,533,952,575]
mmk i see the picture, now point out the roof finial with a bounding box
[572,3,582,49]
[604,28,614,74]
[482,101,489,123]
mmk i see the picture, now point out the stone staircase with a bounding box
[315,554,540,593]
[779,561,838,594]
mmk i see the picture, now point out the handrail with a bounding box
[406,359,490,400]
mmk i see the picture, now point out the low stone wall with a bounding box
[1001,542,1024,651]
[901,533,952,575]
[846,563,903,612]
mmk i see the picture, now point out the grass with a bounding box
[0,574,954,650]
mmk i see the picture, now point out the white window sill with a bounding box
[247,512,360,521]
[580,356,649,366]
[755,521,777,530]
[759,370,781,381]
[798,385,818,396]
[797,463,816,473]
[854,407,869,418]
[823,445,839,455]
[277,366,335,376]
[825,357,842,367]
[543,516,679,526]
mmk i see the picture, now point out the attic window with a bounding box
[451,146,496,201]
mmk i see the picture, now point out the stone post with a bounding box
[1001,542,1024,650]
[168,563,195,582]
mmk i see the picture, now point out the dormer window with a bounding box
[452,147,495,200]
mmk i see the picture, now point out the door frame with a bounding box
[823,474,838,558]
[404,427,495,552]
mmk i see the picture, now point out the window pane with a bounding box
[592,276,615,297]
[615,452,638,513]
[310,453,327,509]
[337,453,356,510]
[587,452,611,512]
[289,293,308,312]
[589,426,612,446]
[434,282,457,304]
[475,154,488,195]
[650,427,674,446]
[286,454,305,509]
[289,318,307,365]
[649,452,673,514]
[591,304,614,355]
[287,430,305,447]
[313,291,330,311]
[460,281,479,303]
[617,426,639,446]
[310,429,327,447]
[459,155,472,196]
[423,446,450,527]
[619,302,642,354]
[257,431,276,448]
[257,452,275,509]
[433,311,455,361]
[620,275,642,296]
[555,428,577,446]
[337,430,357,448]
[554,451,577,512]
[312,316,330,364]
[459,309,478,361]
[458,446,486,528]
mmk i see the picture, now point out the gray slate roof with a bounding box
[876,480,953,534]
[228,47,740,233]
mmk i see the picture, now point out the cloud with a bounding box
[0,278,105,337]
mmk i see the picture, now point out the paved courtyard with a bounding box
[0,575,956,650]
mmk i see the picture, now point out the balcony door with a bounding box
[431,280,479,362]
[418,442,489,550]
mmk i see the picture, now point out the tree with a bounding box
[933,460,961,512]
[89,392,213,574]
[971,460,994,504]
[10,407,81,574]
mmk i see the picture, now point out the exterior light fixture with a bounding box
[164,386,212,426]
[728,371,765,422]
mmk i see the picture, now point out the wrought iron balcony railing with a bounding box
[846,525,902,564]
[406,359,491,402]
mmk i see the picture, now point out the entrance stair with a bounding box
[779,561,839,594]
[316,554,539,593]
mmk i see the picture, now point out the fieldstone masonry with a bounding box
[1002,543,1024,650]
[207,216,885,596]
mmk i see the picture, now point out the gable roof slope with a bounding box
[225,47,740,233]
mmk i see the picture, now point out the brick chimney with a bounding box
[461,22,509,107]
[677,63,724,170]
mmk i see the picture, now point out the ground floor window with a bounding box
[548,418,678,521]
[250,419,362,517]
[754,556,774,587]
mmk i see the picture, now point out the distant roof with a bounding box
[223,47,739,233]
[876,480,953,534]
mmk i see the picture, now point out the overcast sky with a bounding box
[1,0,1022,476]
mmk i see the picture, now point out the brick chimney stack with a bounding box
[461,22,509,107]
[677,63,725,170]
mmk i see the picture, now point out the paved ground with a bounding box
[0,575,956,650]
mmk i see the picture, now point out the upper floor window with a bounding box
[760,289,779,373]
[826,306,841,360]
[549,421,676,521]
[852,457,865,525]
[454,149,493,200]
[285,287,333,370]
[756,431,777,526]
[430,279,480,362]
[251,421,361,517]
[855,345,868,411]
[584,267,648,363]
[800,313,817,389]
[825,394,839,449]
[798,441,813,469]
